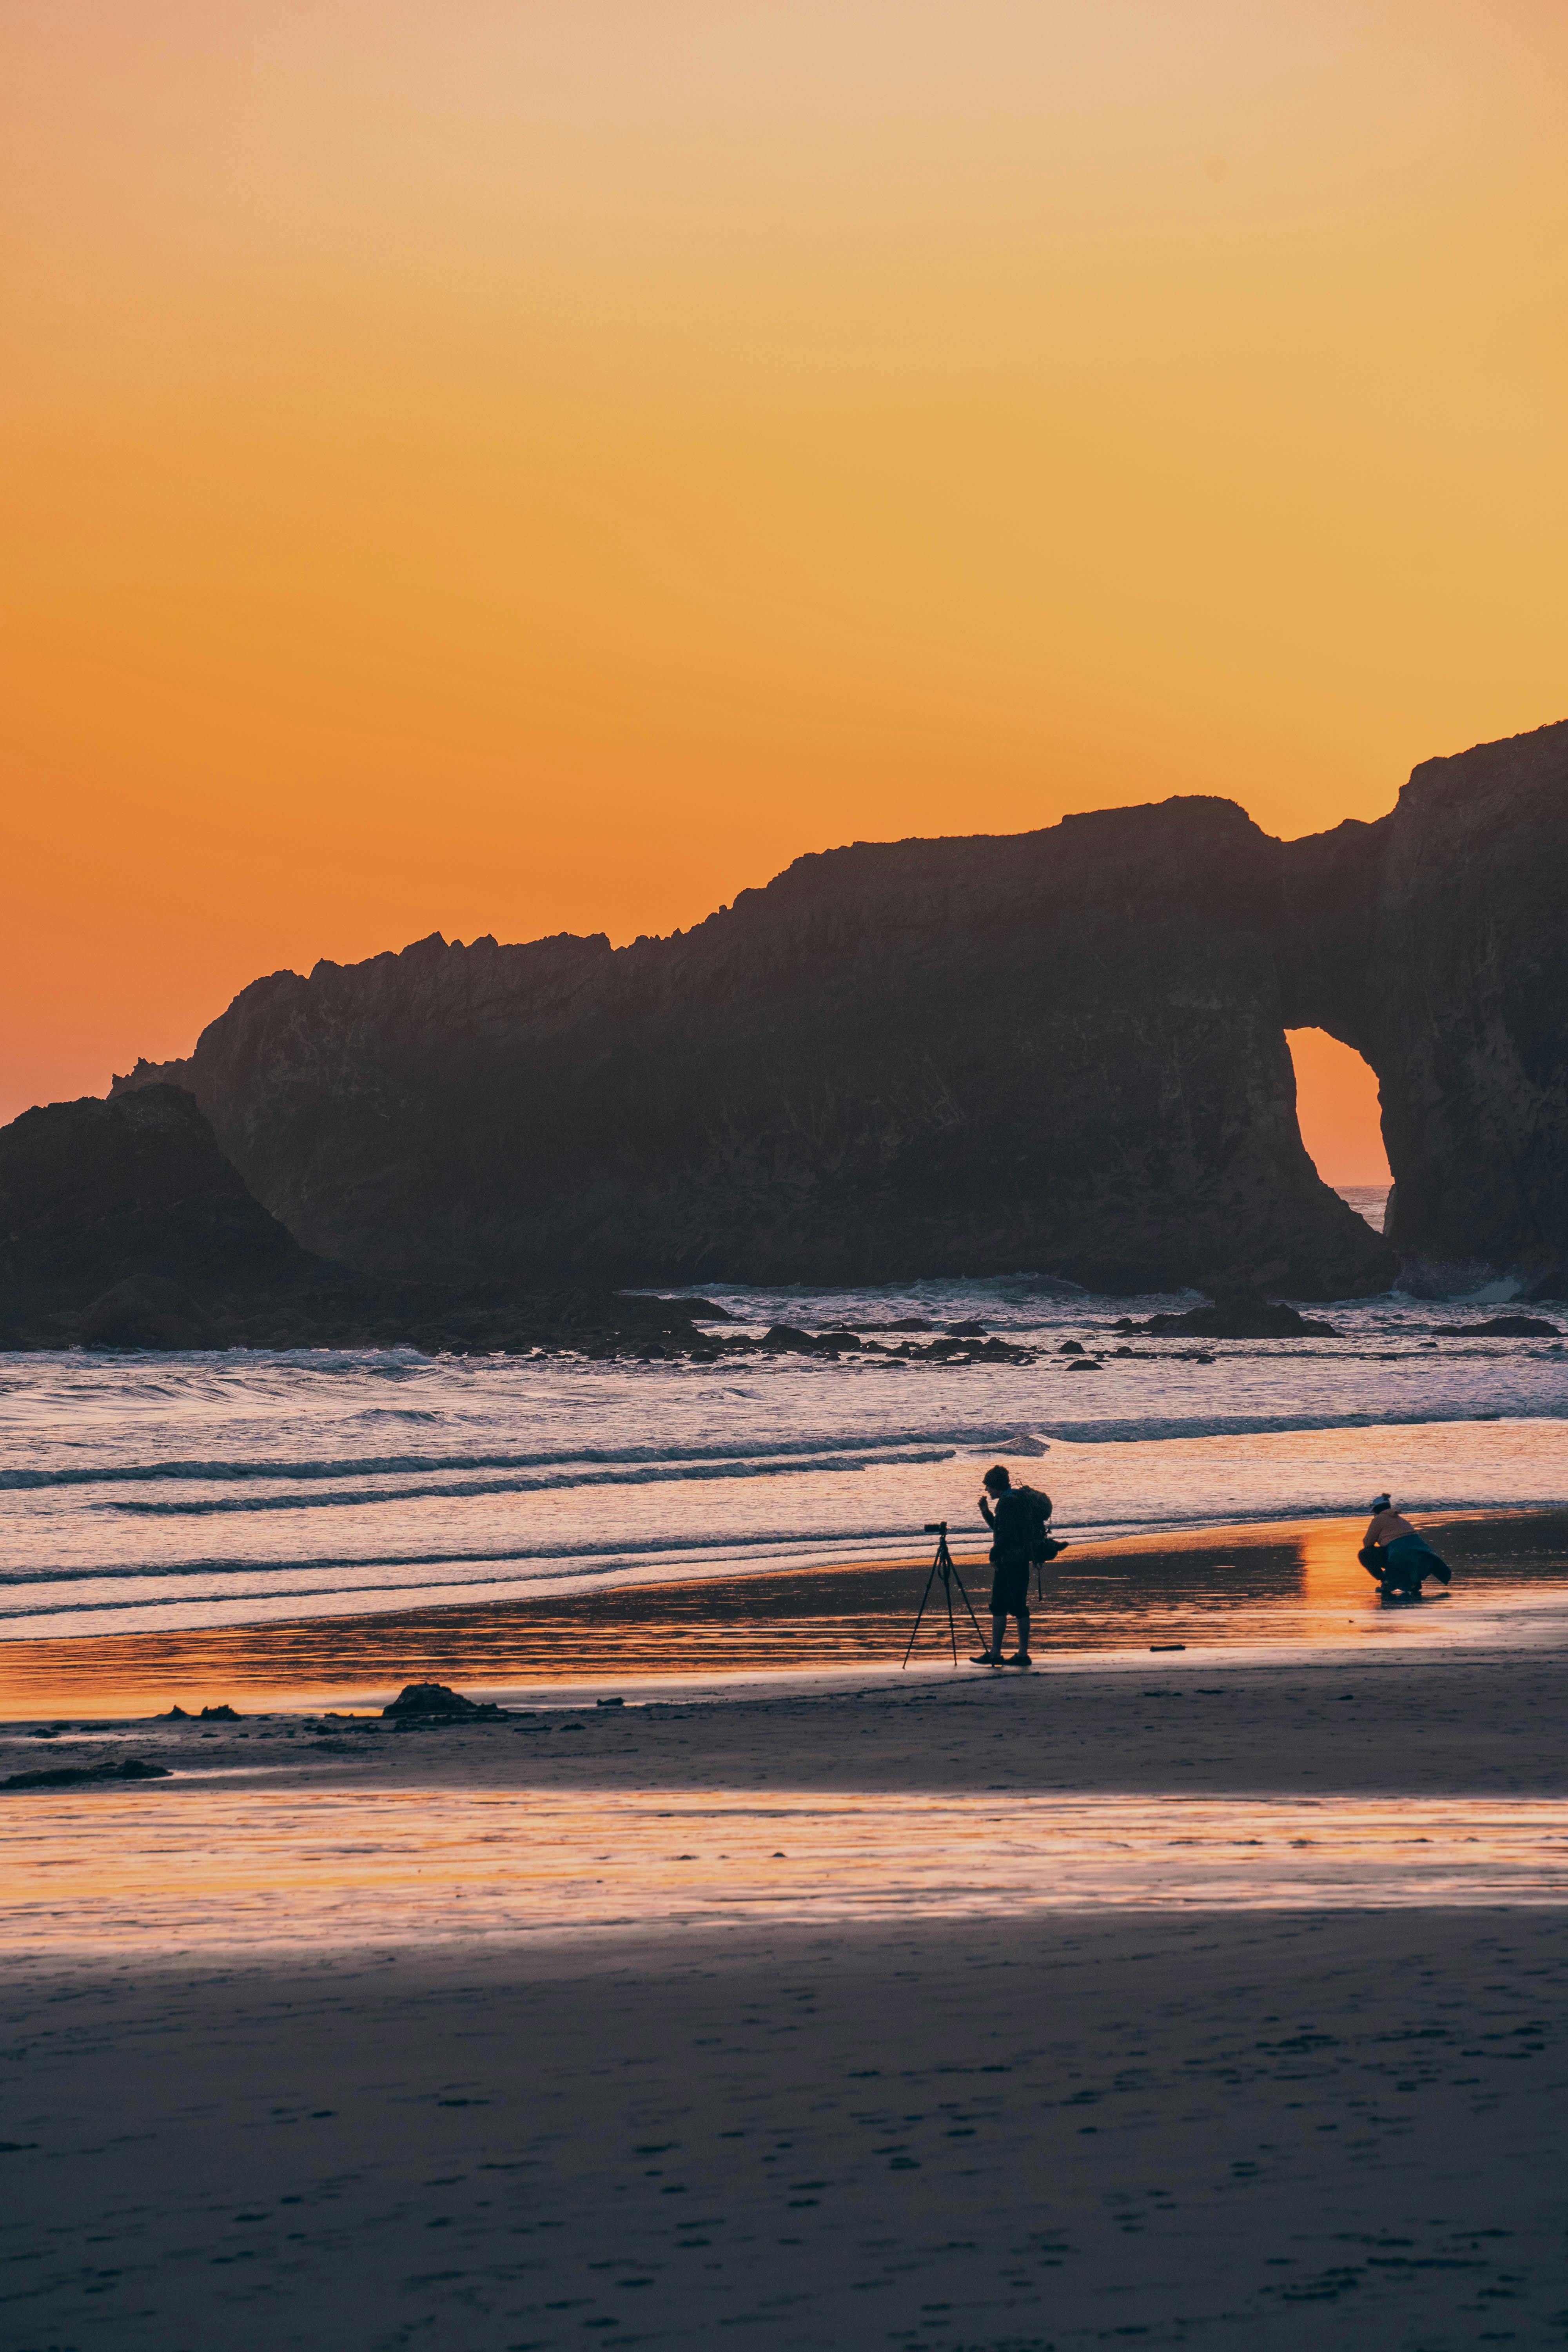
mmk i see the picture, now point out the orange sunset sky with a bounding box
[5,2,1565,1182]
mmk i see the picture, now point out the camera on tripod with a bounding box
[924,1521,947,1535]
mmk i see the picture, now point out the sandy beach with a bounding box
[4,1514,1568,2348]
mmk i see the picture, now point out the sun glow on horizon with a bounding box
[4,1,1565,1131]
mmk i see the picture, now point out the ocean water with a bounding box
[2,1276,1566,1643]
[1334,1183,1389,1235]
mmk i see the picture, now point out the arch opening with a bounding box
[1286,1027,1390,1233]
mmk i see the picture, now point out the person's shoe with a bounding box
[1005,1652,1033,1667]
[969,1651,1002,1666]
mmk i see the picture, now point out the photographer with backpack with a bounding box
[972,1464,1060,1667]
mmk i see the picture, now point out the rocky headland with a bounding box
[7,717,1562,1327]
[112,804,1393,1300]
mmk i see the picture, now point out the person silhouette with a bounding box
[973,1465,1033,1666]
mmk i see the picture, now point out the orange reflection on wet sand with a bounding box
[5,1512,1551,1720]
[6,1786,1568,1956]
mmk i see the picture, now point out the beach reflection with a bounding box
[5,1786,1568,1955]
[0,1512,1560,1719]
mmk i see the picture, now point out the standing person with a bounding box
[973,1465,1033,1666]
[1360,1494,1453,1597]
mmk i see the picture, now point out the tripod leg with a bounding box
[946,1561,987,1649]
[902,1557,944,1668]
[942,1564,958,1663]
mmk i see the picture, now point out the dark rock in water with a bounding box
[758,1324,832,1353]
[0,1085,312,1346]
[1125,1296,1338,1339]
[0,1089,733,1357]
[3,1757,171,1790]
[80,1274,218,1350]
[110,809,1399,1300]
[198,1702,242,1720]
[1058,1339,1086,1354]
[82,717,1568,1298]
[945,1320,987,1336]
[158,1705,192,1720]
[381,1682,503,1719]
[1442,1314,1561,1338]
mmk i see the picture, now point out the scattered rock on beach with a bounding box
[381,1682,503,1720]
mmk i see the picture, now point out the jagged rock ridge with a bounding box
[114,816,1382,1298]
[105,717,1568,1300]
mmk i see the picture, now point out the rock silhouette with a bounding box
[55,717,1568,1302]
[381,1683,503,1719]
[1117,1298,1338,1339]
[1278,719,1568,1295]
[0,1087,307,1302]
[1441,1316,1561,1339]
[112,814,1386,1298]
[3,1757,171,1791]
[0,1087,730,1354]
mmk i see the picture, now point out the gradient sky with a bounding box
[4,2,1564,1179]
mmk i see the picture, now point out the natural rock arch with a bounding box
[108,720,1568,1299]
[1277,719,1568,1289]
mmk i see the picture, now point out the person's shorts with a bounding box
[989,1555,1031,1613]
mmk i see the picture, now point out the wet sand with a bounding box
[6,1909,1566,2350]
[4,1515,1568,2347]
[5,1506,1566,1717]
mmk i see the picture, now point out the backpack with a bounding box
[1016,1485,1064,1563]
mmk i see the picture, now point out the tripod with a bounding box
[902,1521,986,1668]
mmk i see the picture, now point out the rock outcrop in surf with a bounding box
[99,717,1568,1301]
[113,806,1389,1298]
[0,1085,725,1354]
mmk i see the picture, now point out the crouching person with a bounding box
[1360,1493,1453,1598]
